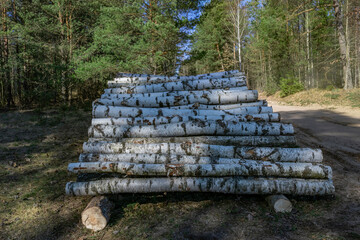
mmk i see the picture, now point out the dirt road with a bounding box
[270,102,360,238]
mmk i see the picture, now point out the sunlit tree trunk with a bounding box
[334,0,353,89]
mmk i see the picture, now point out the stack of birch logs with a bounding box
[66,70,335,196]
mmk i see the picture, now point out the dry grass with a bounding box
[262,88,360,108]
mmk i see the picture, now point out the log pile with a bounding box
[66,70,335,196]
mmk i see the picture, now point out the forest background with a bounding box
[1,0,359,108]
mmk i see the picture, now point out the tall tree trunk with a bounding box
[2,4,13,107]
[306,10,311,89]
[334,0,353,89]
[355,4,360,88]
[216,43,225,71]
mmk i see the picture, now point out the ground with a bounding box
[0,98,359,240]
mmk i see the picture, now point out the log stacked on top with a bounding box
[65,70,335,196]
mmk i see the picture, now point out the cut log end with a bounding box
[266,195,293,213]
[81,196,114,231]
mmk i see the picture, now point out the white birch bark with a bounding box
[91,113,280,126]
[68,161,332,179]
[88,121,294,138]
[169,101,267,110]
[65,177,335,196]
[113,70,243,85]
[107,77,246,93]
[87,135,297,147]
[92,106,272,118]
[82,142,323,163]
[78,153,302,164]
[97,88,256,107]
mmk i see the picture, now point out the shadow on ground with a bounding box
[0,107,359,240]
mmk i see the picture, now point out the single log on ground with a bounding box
[92,106,272,118]
[81,196,114,231]
[266,195,293,213]
[65,177,335,196]
[68,161,332,179]
[98,88,254,107]
[82,142,323,162]
[87,135,297,147]
[170,101,267,110]
[91,113,280,126]
[88,120,294,138]
[106,77,246,93]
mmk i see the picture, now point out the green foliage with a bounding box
[324,93,340,99]
[182,0,237,74]
[346,91,360,108]
[279,76,304,97]
[264,80,279,96]
[325,85,336,91]
[0,0,200,108]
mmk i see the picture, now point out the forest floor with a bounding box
[0,102,360,240]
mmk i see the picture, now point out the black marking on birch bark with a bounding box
[216,120,230,134]
[181,122,187,135]
[105,106,110,117]
[93,125,105,137]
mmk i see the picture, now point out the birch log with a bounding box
[92,106,272,118]
[170,101,267,110]
[98,88,255,107]
[106,78,246,93]
[81,196,113,231]
[78,153,303,164]
[91,113,280,126]
[82,142,323,162]
[65,177,335,196]
[68,161,332,179]
[87,136,297,147]
[88,121,294,138]
[266,195,293,213]
[113,70,243,85]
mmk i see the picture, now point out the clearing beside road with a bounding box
[0,103,359,239]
